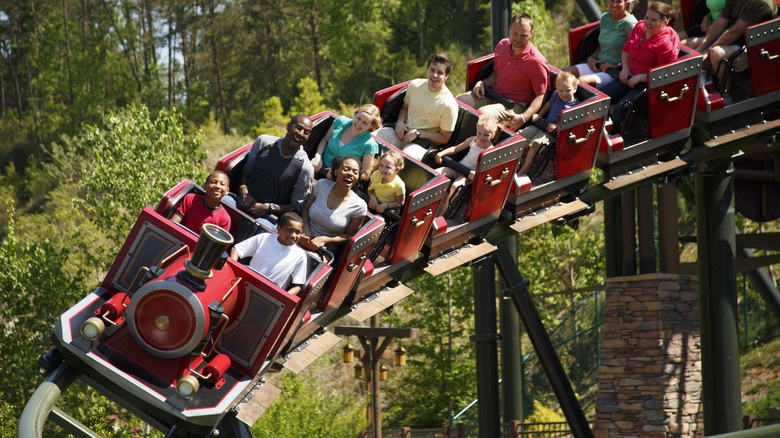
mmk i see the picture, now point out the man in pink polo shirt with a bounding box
[457,13,549,132]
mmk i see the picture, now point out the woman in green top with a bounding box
[311,104,382,182]
[564,0,638,88]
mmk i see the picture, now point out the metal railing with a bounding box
[374,422,572,438]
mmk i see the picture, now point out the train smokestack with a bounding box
[180,224,233,289]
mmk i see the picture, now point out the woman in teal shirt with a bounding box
[564,0,638,88]
[312,104,382,182]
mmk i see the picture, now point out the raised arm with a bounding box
[312,124,335,172]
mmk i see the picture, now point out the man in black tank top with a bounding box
[237,114,315,220]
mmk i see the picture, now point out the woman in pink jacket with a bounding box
[601,1,680,102]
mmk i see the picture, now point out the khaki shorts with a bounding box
[478,101,528,127]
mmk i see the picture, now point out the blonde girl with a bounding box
[367,149,406,214]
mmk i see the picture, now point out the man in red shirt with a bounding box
[457,13,549,131]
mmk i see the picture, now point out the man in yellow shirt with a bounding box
[375,52,459,161]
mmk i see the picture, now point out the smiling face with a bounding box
[335,157,361,189]
[277,220,304,247]
[509,21,533,54]
[204,172,229,205]
[352,112,372,135]
[377,156,399,181]
[644,9,667,36]
[426,62,449,92]
[609,0,628,18]
[283,116,313,153]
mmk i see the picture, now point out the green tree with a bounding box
[252,371,367,438]
[76,105,206,244]
[252,96,288,138]
[383,268,477,428]
[0,202,128,437]
[289,77,327,116]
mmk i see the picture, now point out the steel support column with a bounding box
[658,184,680,273]
[737,246,780,320]
[490,0,511,48]
[500,237,524,422]
[637,184,656,273]
[622,190,637,275]
[472,254,501,438]
[495,240,593,438]
[604,192,624,278]
[574,0,602,23]
[696,160,742,435]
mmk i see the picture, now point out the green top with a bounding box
[597,12,638,65]
[707,0,725,21]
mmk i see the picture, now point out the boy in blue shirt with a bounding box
[517,71,580,176]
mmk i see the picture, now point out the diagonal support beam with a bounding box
[495,240,593,438]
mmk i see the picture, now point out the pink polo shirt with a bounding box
[492,39,549,105]
[623,22,679,76]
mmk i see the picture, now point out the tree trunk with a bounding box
[102,0,141,91]
[145,0,156,67]
[63,0,74,103]
[1,39,22,123]
[80,0,88,54]
[208,3,228,132]
[309,3,321,91]
[167,2,173,108]
[181,24,190,112]
[262,3,280,97]
[15,2,42,141]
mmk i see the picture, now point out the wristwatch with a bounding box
[415,129,422,139]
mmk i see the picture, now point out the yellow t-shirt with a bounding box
[404,78,458,133]
[368,171,406,204]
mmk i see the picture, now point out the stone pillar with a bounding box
[595,273,703,438]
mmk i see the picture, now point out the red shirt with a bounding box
[176,193,232,234]
[623,22,680,76]
[492,39,549,105]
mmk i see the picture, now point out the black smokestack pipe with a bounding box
[178,224,234,291]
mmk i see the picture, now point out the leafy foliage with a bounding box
[0,201,131,436]
[76,105,206,244]
[383,268,477,428]
[252,371,367,438]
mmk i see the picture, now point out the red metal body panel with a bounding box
[647,50,701,139]
[468,151,520,220]
[556,117,606,179]
[105,208,300,376]
[372,81,412,110]
[679,0,698,29]
[390,187,443,262]
[465,53,496,91]
[568,22,600,66]
[316,217,383,309]
[747,17,780,97]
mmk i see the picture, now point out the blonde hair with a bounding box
[355,104,382,131]
[556,71,579,89]
[375,149,405,172]
[476,113,499,137]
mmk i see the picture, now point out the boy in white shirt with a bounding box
[229,212,308,295]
